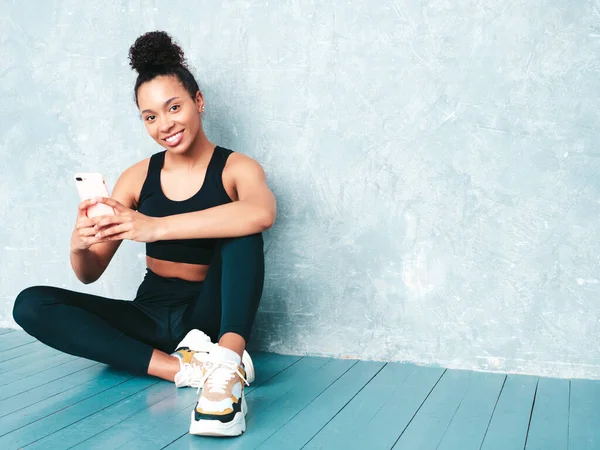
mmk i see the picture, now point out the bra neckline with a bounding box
[157,146,219,203]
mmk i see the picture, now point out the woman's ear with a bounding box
[195,91,204,113]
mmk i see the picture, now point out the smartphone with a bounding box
[74,173,115,218]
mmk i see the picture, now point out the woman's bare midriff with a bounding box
[146,256,209,282]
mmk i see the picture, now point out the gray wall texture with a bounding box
[1,0,600,380]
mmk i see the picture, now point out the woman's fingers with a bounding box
[95,222,130,239]
[95,197,129,214]
[103,232,129,241]
[75,217,96,229]
[77,198,98,216]
[77,227,99,237]
[93,214,129,230]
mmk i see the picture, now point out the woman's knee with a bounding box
[221,233,264,257]
[13,286,51,328]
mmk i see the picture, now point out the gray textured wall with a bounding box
[2,0,600,380]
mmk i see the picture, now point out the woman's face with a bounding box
[137,75,203,153]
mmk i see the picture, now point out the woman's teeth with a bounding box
[166,131,182,142]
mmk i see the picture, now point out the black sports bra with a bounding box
[137,146,234,265]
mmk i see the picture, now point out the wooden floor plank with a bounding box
[246,351,275,366]
[84,354,303,450]
[480,374,539,450]
[436,371,506,450]
[0,352,78,386]
[303,363,445,450]
[0,362,118,418]
[0,358,97,401]
[525,377,569,450]
[0,343,63,374]
[330,364,445,450]
[569,378,600,449]
[67,352,284,450]
[209,359,357,450]
[0,367,135,435]
[0,332,37,352]
[25,380,176,450]
[0,376,159,449]
[257,360,386,450]
[391,369,472,449]
[0,332,593,450]
[0,340,46,364]
[165,356,333,449]
[300,362,404,450]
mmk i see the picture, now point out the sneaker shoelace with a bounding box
[182,352,208,386]
[198,360,249,395]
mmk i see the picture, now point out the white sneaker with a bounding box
[189,345,249,437]
[171,329,255,387]
[172,348,207,388]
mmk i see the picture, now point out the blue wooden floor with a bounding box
[0,328,598,449]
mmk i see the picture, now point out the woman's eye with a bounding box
[170,105,180,112]
[145,115,155,122]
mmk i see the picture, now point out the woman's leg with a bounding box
[12,286,178,377]
[181,233,265,356]
[182,233,265,436]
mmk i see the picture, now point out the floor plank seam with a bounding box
[435,375,472,449]
[389,368,448,449]
[63,380,173,450]
[0,340,39,355]
[3,335,592,450]
[0,357,86,389]
[0,363,106,420]
[159,354,305,449]
[1,354,77,378]
[299,362,389,450]
[1,372,139,437]
[523,378,540,449]
[362,365,417,433]
[160,433,181,450]
[20,378,162,448]
[478,374,508,450]
[105,354,280,449]
[0,361,102,404]
[0,342,39,364]
[255,359,360,449]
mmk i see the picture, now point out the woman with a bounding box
[12,30,275,437]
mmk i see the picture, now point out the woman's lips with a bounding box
[164,130,184,147]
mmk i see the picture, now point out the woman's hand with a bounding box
[92,197,161,243]
[71,198,108,252]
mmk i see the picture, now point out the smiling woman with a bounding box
[12,31,276,438]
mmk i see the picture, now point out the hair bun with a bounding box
[128,31,186,73]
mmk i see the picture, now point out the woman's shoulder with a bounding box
[112,153,157,208]
[121,155,153,185]
[222,150,268,186]
[223,149,263,171]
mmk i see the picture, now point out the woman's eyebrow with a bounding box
[141,97,181,115]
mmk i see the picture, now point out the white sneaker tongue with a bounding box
[211,345,241,365]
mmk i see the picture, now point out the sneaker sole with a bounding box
[189,395,247,437]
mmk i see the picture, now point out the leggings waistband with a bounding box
[135,269,204,304]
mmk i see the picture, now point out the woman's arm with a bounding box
[158,155,276,239]
[70,163,144,283]
[94,155,276,242]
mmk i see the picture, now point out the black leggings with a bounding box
[12,233,264,375]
